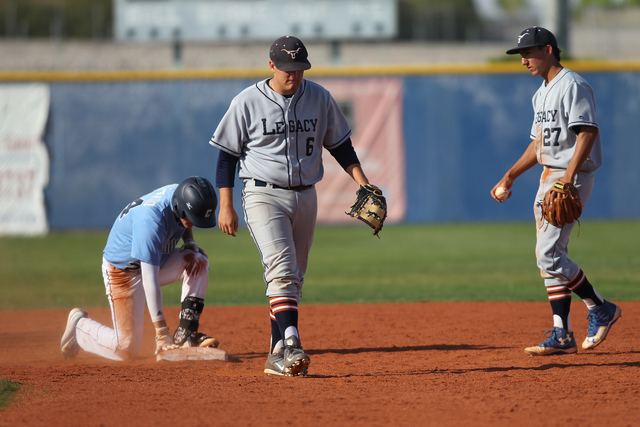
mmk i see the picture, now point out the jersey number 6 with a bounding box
[306,137,314,156]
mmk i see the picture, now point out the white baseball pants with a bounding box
[75,249,209,361]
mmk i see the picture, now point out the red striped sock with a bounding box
[269,296,299,342]
[546,284,571,301]
[567,269,604,308]
[546,284,571,330]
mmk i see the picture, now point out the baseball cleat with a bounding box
[189,332,220,348]
[264,349,288,376]
[525,327,577,356]
[582,301,621,350]
[175,330,219,348]
[265,347,309,377]
[282,335,310,376]
[60,308,88,359]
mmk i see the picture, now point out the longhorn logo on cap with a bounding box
[281,47,302,59]
[518,31,529,43]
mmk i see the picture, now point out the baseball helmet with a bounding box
[172,176,218,228]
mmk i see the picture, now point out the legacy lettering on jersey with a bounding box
[536,109,558,124]
[262,118,318,135]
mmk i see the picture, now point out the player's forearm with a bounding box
[182,228,195,242]
[505,140,538,182]
[345,164,369,186]
[219,187,234,208]
[181,228,203,254]
[140,262,165,323]
[153,319,169,329]
[217,187,238,236]
[216,150,239,188]
[563,126,597,183]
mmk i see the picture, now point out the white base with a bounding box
[156,347,228,362]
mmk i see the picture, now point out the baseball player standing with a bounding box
[210,36,381,376]
[60,177,220,360]
[491,27,621,356]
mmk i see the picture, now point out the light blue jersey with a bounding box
[103,184,185,269]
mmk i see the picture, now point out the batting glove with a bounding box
[155,326,179,354]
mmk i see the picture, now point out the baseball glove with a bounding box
[346,184,387,236]
[542,180,582,227]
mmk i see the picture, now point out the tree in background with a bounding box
[397,0,482,40]
[0,0,112,39]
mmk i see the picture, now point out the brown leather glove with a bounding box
[542,181,583,227]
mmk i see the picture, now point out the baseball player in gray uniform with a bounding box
[210,35,378,376]
[491,27,621,356]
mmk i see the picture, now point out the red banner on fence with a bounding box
[315,77,406,225]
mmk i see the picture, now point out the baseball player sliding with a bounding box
[210,36,384,376]
[60,177,219,360]
[491,27,621,356]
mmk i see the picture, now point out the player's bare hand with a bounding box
[180,239,197,252]
[218,207,239,237]
[180,240,208,257]
[491,181,512,203]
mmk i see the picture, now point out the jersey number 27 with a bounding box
[543,127,561,146]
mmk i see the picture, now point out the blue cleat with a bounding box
[525,327,577,356]
[582,301,621,350]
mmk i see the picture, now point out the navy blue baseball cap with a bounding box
[270,36,311,71]
[506,27,558,54]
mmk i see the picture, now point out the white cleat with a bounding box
[60,308,88,359]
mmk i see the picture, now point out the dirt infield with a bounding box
[1,302,638,426]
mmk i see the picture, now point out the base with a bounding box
[156,346,228,362]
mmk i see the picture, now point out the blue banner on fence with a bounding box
[38,71,640,230]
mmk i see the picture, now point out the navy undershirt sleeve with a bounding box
[328,138,360,170]
[216,150,239,188]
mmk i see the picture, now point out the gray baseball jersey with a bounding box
[210,79,352,188]
[530,67,602,172]
[533,68,601,287]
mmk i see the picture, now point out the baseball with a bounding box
[495,186,510,200]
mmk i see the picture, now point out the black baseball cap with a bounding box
[269,36,311,72]
[506,27,558,55]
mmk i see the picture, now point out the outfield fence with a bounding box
[1,61,639,232]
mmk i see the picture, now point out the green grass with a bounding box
[0,221,638,310]
[0,379,20,408]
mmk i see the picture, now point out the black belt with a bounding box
[254,179,313,191]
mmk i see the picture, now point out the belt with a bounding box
[253,179,313,192]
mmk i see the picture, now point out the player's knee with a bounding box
[182,250,209,277]
[538,261,562,278]
[539,269,554,279]
[116,349,136,361]
[536,254,561,275]
[115,342,140,360]
[266,278,301,299]
[538,264,577,282]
